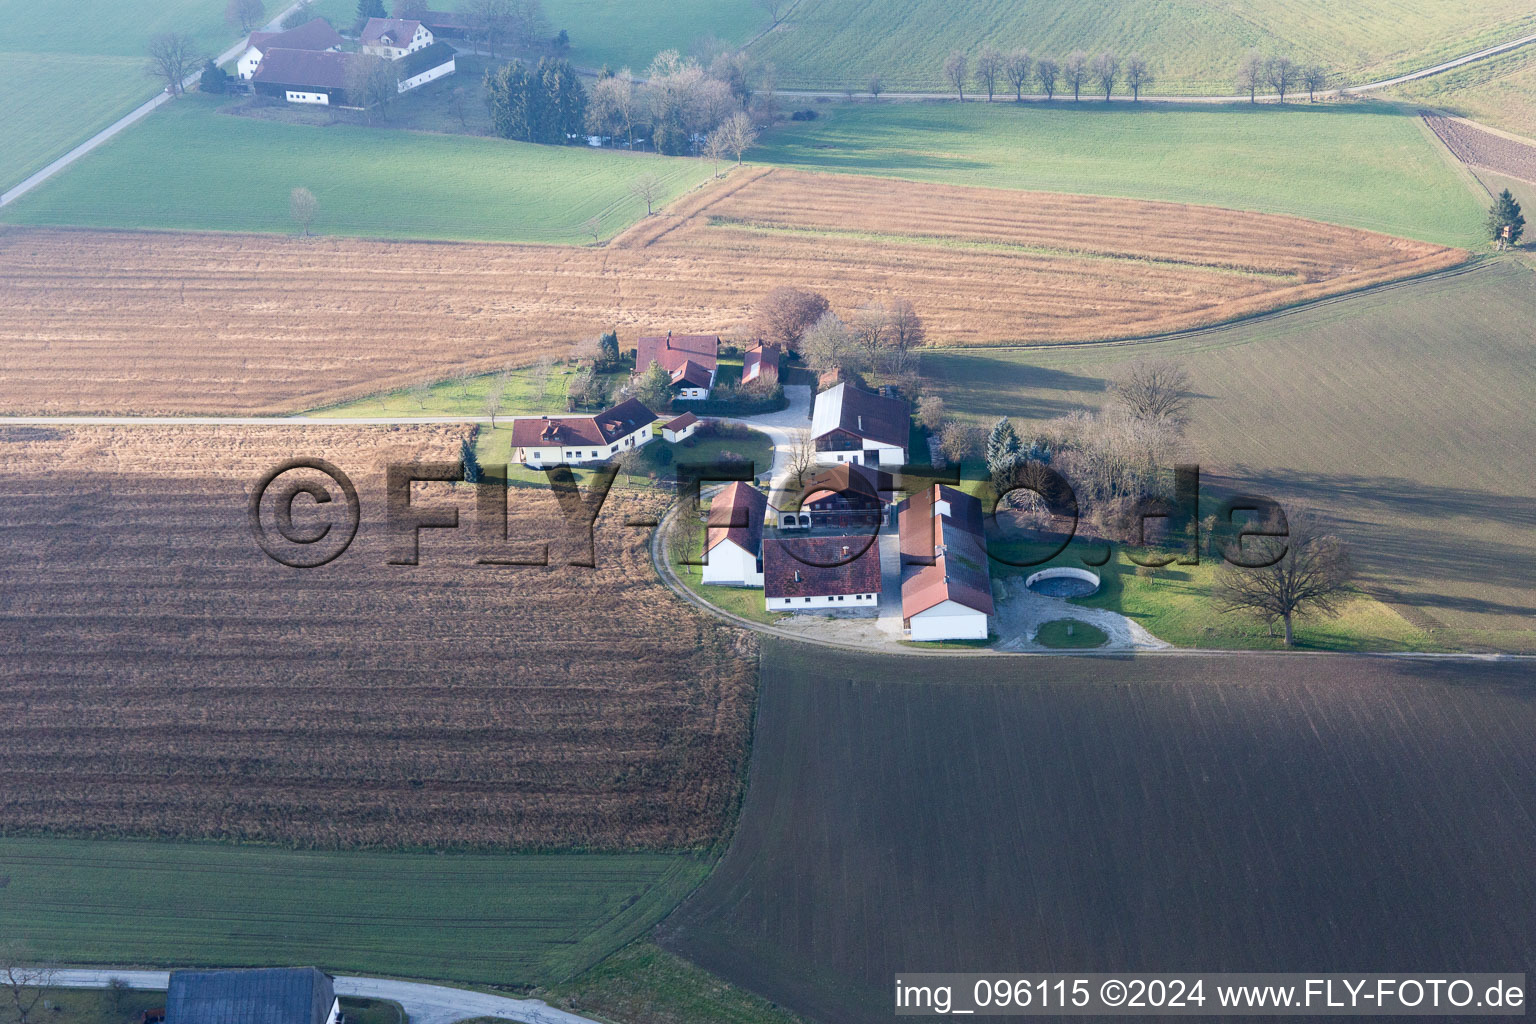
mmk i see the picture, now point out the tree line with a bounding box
[939,47,1154,102]
[936,46,1336,103]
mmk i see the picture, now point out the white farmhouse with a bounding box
[811,382,909,467]
[359,17,434,58]
[662,412,700,443]
[702,482,768,587]
[510,398,656,466]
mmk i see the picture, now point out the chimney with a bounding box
[858,415,863,431]
[793,570,801,583]
[842,545,850,557]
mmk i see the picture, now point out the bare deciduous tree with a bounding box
[1003,48,1033,101]
[583,213,602,242]
[483,372,509,426]
[1302,64,1328,102]
[939,421,982,464]
[1035,56,1059,100]
[867,74,884,101]
[799,310,856,373]
[465,0,547,59]
[227,0,267,32]
[849,300,890,359]
[943,50,969,102]
[751,286,830,351]
[1215,511,1354,645]
[1091,50,1119,101]
[146,32,199,96]
[785,427,817,487]
[1236,48,1264,103]
[718,110,758,163]
[1062,50,1088,101]
[703,130,730,176]
[975,46,1003,102]
[886,296,925,351]
[449,85,470,127]
[290,187,319,236]
[916,395,946,431]
[1106,358,1191,426]
[1265,55,1297,103]
[1124,53,1151,100]
[346,52,400,122]
[629,172,663,215]
[2,944,55,1024]
[756,0,788,27]
[614,444,646,486]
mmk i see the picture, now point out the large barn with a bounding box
[251,48,352,106]
[811,382,909,467]
[897,484,994,641]
[166,968,338,1024]
[763,535,881,612]
[236,19,344,81]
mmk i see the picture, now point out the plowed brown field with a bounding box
[0,169,1462,415]
[0,425,756,849]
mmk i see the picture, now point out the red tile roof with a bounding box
[707,482,769,556]
[636,333,719,375]
[897,485,993,618]
[742,343,781,384]
[763,535,882,599]
[510,398,655,449]
[664,412,699,431]
[248,18,344,53]
[798,462,889,510]
[670,360,713,389]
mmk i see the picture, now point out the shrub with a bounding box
[790,109,819,121]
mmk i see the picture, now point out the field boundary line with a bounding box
[916,257,1490,358]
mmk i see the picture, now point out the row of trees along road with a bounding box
[942,47,1154,102]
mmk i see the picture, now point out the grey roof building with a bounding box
[166,968,339,1024]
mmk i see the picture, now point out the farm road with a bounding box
[0,2,305,209]
[45,970,599,1024]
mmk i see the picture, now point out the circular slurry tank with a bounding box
[1025,566,1101,598]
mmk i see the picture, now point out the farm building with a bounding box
[251,49,352,106]
[417,10,484,39]
[236,18,343,80]
[635,333,720,400]
[662,412,700,442]
[811,382,909,467]
[703,482,769,586]
[396,41,457,93]
[360,18,434,58]
[763,536,881,611]
[166,968,338,1024]
[781,463,890,530]
[510,398,656,466]
[898,485,994,641]
[741,342,781,386]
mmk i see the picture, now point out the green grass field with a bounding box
[922,260,1536,651]
[547,941,809,1024]
[0,836,711,987]
[540,0,764,74]
[753,100,1487,246]
[749,0,1536,92]
[0,0,264,191]
[0,95,716,242]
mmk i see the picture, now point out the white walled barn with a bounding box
[811,382,909,467]
[763,536,881,612]
[897,485,994,641]
[702,482,768,587]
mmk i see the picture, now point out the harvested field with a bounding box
[660,641,1536,1024]
[1422,111,1536,182]
[0,425,756,850]
[0,169,1463,415]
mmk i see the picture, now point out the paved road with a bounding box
[0,3,303,209]
[46,969,598,1024]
